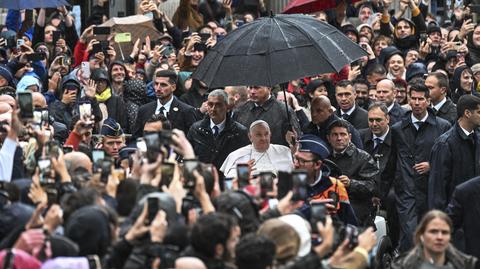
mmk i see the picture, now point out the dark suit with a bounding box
[337,105,369,130]
[392,110,451,251]
[428,122,480,210]
[447,176,480,259]
[360,127,399,247]
[133,97,198,138]
[388,102,406,126]
[434,98,457,124]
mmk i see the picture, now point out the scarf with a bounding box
[96,87,112,103]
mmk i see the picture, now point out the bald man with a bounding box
[64,152,93,174]
[376,79,406,125]
[32,92,47,109]
[175,257,207,269]
[303,96,364,149]
[0,94,16,110]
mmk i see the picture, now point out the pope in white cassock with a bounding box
[220,120,294,178]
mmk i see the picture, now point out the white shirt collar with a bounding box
[433,97,447,111]
[156,96,174,115]
[387,102,395,112]
[460,126,474,137]
[411,112,429,125]
[310,170,323,187]
[373,127,389,141]
[341,104,356,115]
[210,118,226,133]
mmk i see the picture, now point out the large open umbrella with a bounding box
[0,0,70,10]
[283,0,361,14]
[192,13,367,88]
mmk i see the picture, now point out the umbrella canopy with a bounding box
[100,15,162,60]
[283,0,361,14]
[0,0,70,10]
[192,14,367,88]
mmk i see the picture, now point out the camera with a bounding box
[338,224,359,250]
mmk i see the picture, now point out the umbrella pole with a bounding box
[117,43,125,61]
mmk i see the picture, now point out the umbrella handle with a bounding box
[282,88,296,146]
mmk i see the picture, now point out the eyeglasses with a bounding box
[295,157,316,165]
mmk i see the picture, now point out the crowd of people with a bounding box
[1,0,480,268]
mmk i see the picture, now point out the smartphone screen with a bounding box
[92,43,103,54]
[18,92,34,119]
[199,33,211,43]
[183,159,199,189]
[259,172,274,197]
[147,197,159,224]
[100,159,112,183]
[27,52,46,62]
[160,162,175,188]
[79,102,92,120]
[236,163,250,188]
[81,62,90,78]
[92,149,105,164]
[292,170,308,201]
[52,30,62,44]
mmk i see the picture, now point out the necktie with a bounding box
[374,137,382,150]
[158,106,166,117]
[341,113,349,120]
[213,125,219,138]
[415,121,424,130]
[432,107,438,114]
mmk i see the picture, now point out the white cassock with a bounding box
[220,144,294,178]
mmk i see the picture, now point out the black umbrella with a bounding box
[192,13,367,88]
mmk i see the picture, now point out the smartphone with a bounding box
[183,159,199,189]
[93,26,111,35]
[92,149,105,172]
[33,110,42,126]
[79,102,92,120]
[236,163,250,188]
[136,138,147,154]
[310,202,327,232]
[114,32,132,43]
[277,171,293,200]
[92,43,103,54]
[291,170,308,201]
[100,40,110,51]
[26,52,45,62]
[16,39,25,48]
[45,187,58,207]
[38,157,53,185]
[41,110,49,125]
[100,159,112,184]
[144,132,161,163]
[52,30,62,45]
[160,162,175,188]
[259,172,274,197]
[63,145,74,153]
[81,62,91,78]
[199,33,211,43]
[87,255,101,269]
[147,197,159,224]
[18,92,34,119]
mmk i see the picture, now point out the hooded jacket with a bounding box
[451,65,478,104]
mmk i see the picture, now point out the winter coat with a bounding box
[392,244,476,269]
[328,143,379,227]
[187,116,250,170]
[428,122,480,210]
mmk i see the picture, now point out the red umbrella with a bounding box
[283,0,360,14]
